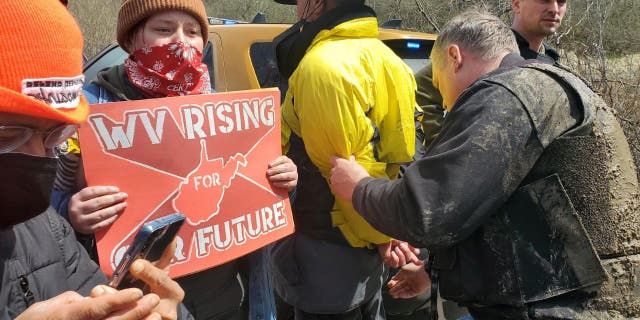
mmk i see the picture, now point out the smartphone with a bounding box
[109,212,186,289]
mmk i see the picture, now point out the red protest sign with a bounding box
[78,88,294,278]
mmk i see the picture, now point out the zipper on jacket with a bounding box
[18,275,35,307]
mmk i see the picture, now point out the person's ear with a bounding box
[512,0,521,14]
[447,44,463,73]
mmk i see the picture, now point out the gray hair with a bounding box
[431,10,518,67]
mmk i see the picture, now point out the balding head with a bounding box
[431,10,518,69]
[430,10,518,110]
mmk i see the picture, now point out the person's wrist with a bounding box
[352,176,374,208]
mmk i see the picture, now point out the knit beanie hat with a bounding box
[0,0,88,124]
[117,0,209,52]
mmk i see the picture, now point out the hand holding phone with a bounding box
[109,213,186,289]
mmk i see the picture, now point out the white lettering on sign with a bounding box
[89,97,275,151]
[193,173,221,190]
[194,200,288,258]
[90,108,168,150]
[181,97,275,139]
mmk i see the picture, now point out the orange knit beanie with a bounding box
[0,0,88,124]
[117,0,209,52]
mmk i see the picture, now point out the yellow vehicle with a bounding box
[83,19,436,92]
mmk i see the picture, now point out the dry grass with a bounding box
[68,0,119,58]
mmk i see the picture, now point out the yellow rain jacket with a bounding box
[281,17,417,248]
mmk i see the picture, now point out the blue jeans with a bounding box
[249,248,277,320]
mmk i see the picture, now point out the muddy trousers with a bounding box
[294,290,386,320]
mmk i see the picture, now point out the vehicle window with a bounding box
[249,42,282,89]
[83,45,128,86]
[382,39,434,73]
[249,42,288,100]
[201,41,215,89]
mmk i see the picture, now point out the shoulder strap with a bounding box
[521,63,600,137]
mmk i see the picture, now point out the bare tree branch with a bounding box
[557,0,594,44]
[414,0,440,33]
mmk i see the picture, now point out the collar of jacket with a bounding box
[274,4,376,79]
[93,64,146,101]
[455,52,529,108]
[511,29,559,64]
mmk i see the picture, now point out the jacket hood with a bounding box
[93,64,145,101]
[309,17,379,49]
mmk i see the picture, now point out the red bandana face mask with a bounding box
[125,42,211,98]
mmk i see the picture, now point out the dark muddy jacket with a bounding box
[352,54,610,312]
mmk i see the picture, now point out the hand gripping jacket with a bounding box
[433,63,640,311]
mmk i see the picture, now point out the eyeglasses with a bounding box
[0,124,78,154]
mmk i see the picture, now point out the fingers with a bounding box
[89,213,122,232]
[387,270,421,299]
[389,284,420,299]
[329,155,349,167]
[79,192,128,215]
[16,292,84,320]
[267,156,297,192]
[54,290,86,304]
[267,158,296,176]
[396,242,423,266]
[268,155,291,168]
[268,173,297,189]
[392,240,424,267]
[140,313,162,320]
[387,278,399,289]
[387,278,409,296]
[74,202,126,234]
[329,155,369,201]
[90,285,119,298]
[155,238,177,271]
[70,288,157,320]
[379,241,425,268]
[393,246,407,266]
[75,186,123,202]
[130,260,184,302]
[68,186,127,234]
[102,294,161,320]
[378,242,401,268]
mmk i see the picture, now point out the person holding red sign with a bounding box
[51,1,298,319]
[0,1,189,319]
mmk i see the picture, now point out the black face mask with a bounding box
[0,153,57,228]
[273,4,376,80]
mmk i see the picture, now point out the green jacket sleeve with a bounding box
[414,61,445,148]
